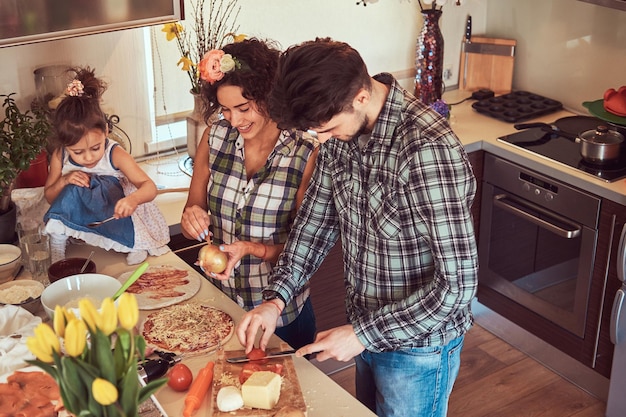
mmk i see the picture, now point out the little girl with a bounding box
[43,67,170,265]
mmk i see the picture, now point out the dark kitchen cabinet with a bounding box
[467,150,484,243]
[590,198,626,377]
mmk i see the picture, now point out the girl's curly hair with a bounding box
[51,66,108,149]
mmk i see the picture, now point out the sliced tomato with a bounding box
[246,347,268,364]
[266,363,283,376]
[239,363,262,384]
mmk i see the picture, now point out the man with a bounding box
[236,38,478,417]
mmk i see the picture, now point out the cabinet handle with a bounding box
[610,289,625,345]
[617,223,626,283]
[493,194,581,239]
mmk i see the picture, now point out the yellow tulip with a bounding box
[64,319,87,357]
[92,378,118,405]
[99,298,118,336]
[26,335,54,363]
[79,298,99,331]
[53,305,66,337]
[26,324,60,362]
[117,293,139,330]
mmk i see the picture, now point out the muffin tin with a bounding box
[471,91,563,123]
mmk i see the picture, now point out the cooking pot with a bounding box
[578,125,624,163]
[514,122,624,164]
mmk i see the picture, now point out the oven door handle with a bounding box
[617,223,626,283]
[493,194,581,239]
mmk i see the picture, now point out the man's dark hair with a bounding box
[268,37,371,130]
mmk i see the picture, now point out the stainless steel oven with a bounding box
[478,154,601,337]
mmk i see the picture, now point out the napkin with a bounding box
[0,304,42,375]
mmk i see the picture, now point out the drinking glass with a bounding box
[21,233,51,286]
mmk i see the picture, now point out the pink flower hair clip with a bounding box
[198,49,243,85]
[66,79,85,97]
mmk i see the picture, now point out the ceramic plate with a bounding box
[582,99,626,126]
[118,264,201,310]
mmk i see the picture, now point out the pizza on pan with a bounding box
[141,303,234,355]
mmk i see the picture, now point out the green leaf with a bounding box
[138,377,168,404]
[92,329,116,383]
[119,363,140,417]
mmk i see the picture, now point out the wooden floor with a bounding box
[327,324,606,417]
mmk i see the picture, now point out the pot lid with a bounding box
[579,125,624,144]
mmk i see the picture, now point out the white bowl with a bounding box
[41,273,122,319]
[0,244,22,284]
[0,279,44,314]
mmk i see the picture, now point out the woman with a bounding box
[180,38,318,350]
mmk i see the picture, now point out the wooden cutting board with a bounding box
[459,36,516,94]
[209,348,307,416]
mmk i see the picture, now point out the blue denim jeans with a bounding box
[355,335,464,417]
[274,298,316,350]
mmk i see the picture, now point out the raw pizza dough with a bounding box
[141,303,234,355]
[118,264,201,310]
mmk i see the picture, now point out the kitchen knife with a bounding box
[226,349,297,363]
[462,15,472,88]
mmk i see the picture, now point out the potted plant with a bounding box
[0,92,52,242]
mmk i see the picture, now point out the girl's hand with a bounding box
[114,195,138,218]
[181,205,212,242]
[64,171,91,188]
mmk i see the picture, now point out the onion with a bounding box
[198,244,227,274]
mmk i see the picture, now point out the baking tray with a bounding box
[471,91,563,123]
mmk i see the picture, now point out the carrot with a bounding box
[182,361,215,417]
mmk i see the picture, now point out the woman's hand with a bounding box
[210,241,248,280]
[181,205,212,242]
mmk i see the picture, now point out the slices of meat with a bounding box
[0,370,62,417]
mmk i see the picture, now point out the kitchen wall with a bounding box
[485,0,626,114]
[3,0,623,157]
[0,0,485,157]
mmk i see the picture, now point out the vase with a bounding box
[186,92,208,160]
[15,150,48,188]
[414,9,444,106]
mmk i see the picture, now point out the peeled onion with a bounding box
[198,244,227,274]
[216,386,244,412]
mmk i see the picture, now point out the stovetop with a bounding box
[497,116,626,183]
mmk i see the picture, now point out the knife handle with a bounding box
[465,15,472,42]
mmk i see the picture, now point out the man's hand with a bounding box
[296,324,365,362]
[236,302,282,353]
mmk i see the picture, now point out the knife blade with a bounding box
[226,349,297,363]
[462,15,472,89]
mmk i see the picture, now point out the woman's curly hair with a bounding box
[200,38,280,121]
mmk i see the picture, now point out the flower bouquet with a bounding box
[26,293,166,417]
[161,0,243,94]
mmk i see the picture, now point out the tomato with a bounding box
[167,363,193,391]
[266,363,284,376]
[239,363,262,385]
[246,347,268,364]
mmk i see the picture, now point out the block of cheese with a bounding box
[241,371,282,410]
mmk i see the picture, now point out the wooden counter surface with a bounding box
[63,243,375,417]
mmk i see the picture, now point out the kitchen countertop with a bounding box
[443,89,626,205]
[61,243,376,417]
[146,90,626,229]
